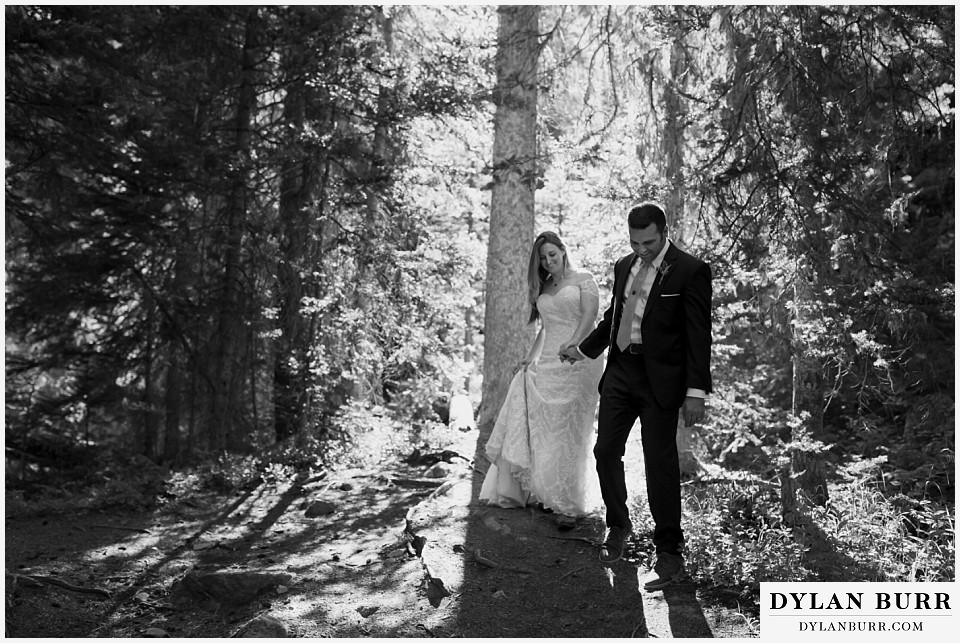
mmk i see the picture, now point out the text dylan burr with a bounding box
[770,592,951,611]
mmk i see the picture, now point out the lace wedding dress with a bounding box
[480,277,604,516]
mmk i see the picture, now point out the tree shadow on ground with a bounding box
[178,470,440,637]
[447,425,716,638]
[6,472,431,638]
[788,512,887,582]
[91,487,261,633]
[5,487,257,637]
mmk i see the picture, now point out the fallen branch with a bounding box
[547,535,599,547]
[416,623,436,637]
[9,574,41,590]
[556,565,589,582]
[473,549,499,568]
[91,524,151,534]
[472,549,533,574]
[15,574,112,598]
[427,478,469,501]
[390,477,445,488]
[227,607,274,638]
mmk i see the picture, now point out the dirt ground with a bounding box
[4,425,758,638]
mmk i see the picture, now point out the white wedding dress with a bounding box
[480,276,604,516]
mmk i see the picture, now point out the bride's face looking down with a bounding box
[539,243,566,279]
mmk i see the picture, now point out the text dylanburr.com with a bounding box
[761,582,957,639]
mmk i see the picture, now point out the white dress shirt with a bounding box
[622,240,670,344]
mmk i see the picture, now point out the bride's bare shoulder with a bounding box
[570,270,595,284]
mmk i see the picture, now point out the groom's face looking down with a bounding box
[629,223,667,266]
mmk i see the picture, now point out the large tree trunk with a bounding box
[464,208,478,393]
[162,202,195,462]
[478,5,539,437]
[349,7,399,404]
[274,37,316,443]
[141,289,159,460]
[210,10,259,452]
[660,11,703,478]
[782,271,829,521]
[661,14,689,248]
[163,345,183,462]
[719,7,752,139]
[777,16,831,519]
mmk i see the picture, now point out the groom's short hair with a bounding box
[628,202,667,234]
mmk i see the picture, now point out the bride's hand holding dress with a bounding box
[480,273,604,516]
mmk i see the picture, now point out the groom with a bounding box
[561,202,712,590]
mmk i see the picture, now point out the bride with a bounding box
[480,231,604,522]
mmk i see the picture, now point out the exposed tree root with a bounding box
[11,574,112,599]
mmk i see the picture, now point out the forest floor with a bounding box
[4,422,758,639]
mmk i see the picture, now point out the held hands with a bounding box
[558,343,583,365]
[682,396,706,426]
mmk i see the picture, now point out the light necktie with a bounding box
[615,261,650,352]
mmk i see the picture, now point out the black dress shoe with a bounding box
[642,552,685,590]
[599,526,632,563]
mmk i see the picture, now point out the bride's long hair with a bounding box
[527,231,575,324]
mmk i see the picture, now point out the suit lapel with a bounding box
[616,254,638,301]
[643,243,678,323]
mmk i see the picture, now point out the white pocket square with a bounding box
[660,293,680,298]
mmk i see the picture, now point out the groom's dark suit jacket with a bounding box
[580,242,712,409]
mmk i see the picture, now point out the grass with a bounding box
[642,471,958,619]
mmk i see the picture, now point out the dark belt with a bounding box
[622,343,644,354]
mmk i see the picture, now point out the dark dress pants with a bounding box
[594,348,683,555]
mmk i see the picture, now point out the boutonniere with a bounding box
[657,261,673,281]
